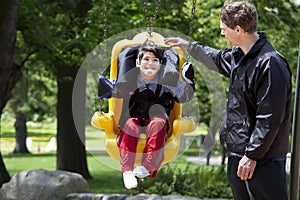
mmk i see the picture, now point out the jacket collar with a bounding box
[231,31,268,64]
[137,74,158,92]
[247,31,267,55]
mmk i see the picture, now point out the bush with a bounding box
[134,163,233,199]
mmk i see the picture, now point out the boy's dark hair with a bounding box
[137,42,164,64]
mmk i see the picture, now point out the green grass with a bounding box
[0,122,107,153]
[0,121,124,193]
[3,153,56,175]
[2,150,196,194]
[86,152,129,194]
[0,120,210,194]
[2,152,124,193]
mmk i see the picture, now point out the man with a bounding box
[165,1,292,199]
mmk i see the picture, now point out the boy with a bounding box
[112,42,195,189]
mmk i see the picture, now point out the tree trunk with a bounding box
[56,65,91,179]
[13,111,30,153]
[0,151,10,188]
[0,0,21,186]
[0,115,10,187]
[0,0,21,112]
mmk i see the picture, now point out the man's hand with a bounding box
[164,37,189,51]
[237,155,257,180]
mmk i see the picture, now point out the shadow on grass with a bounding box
[3,152,56,158]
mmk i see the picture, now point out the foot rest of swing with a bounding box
[173,117,196,135]
[91,111,115,133]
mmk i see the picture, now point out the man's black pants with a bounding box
[227,156,288,200]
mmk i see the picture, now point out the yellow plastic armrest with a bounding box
[90,112,114,133]
[173,117,196,135]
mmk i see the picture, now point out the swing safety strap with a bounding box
[97,76,116,100]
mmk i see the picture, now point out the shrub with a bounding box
[134,163,233,199]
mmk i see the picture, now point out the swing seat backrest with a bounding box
[91,32,196,165]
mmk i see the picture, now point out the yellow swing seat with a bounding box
[91,32,196,165]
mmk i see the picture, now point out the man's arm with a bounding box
[165,37,231,76]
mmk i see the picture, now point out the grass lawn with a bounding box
[2,149,195,194]
[2,151,127,194]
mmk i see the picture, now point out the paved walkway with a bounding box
[186,154,225,167]
[186,153,293,174]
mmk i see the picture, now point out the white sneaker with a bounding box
[133,166,150,178]
[123,171,138,189]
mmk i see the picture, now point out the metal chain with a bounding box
[185,0,197,118]
[142,0,161,36]
[103,0,108,66]
[98,0,108,113]
[188,0,197,39]
[186,0,197,61]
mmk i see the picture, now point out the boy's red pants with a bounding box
[117,116,167,178]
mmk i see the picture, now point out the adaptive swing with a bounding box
[91,0,197,165]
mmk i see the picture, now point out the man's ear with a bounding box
[235,25,243,34]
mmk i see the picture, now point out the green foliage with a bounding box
[13,0,300,127]
[7,66,57,122]
[134,163,232,199]
[3,153,56,175]
[253,0,300,76]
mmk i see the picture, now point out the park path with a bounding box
[186,153,292,174]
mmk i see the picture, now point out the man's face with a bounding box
[136,51,161,81]
[220,20,238,46]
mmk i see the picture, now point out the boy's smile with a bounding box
[137,51,161,81]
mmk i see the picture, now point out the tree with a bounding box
[9,28,57,153]
[7,64,56,154]
[8,55,34,154]
[0,0,21,186]
[47,0,93,179]
[17,0,96,178]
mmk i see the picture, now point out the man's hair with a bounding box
[137,42,164,63]
[220,0,258,33]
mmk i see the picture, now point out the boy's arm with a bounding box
[166,63,195,103]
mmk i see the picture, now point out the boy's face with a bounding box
[136,51,161,81]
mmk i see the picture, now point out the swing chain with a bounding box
[98,99,104,114]
[186,0,197,62]
[184,0,197,118]
[98,0,108,112]
[188,0,197,39]
[143,0,161,37]
[103,0,108,68]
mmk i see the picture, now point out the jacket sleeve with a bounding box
[188,41,233,77]
[111,81,124,98]
[245,56,292,160]
[165,81,195,103]
[111,68,138,98]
